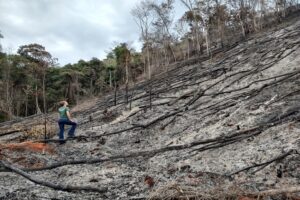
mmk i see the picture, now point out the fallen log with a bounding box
[0,160,108,193]
[0,129,24,137]
[227,149,297,176]
[134,110,183,129]
[160,116,177,130]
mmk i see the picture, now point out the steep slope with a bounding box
[0,16,300,200]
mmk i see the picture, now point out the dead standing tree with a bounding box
[149,0,177,65]
[132,0,154,80]
[132,1,156,110]
[180,0,204,55]
[209,0,230,48]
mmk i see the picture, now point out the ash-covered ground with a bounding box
[0,16,300,200]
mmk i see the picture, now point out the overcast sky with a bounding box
[0,0,185,65]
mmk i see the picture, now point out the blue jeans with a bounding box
[58,118,77,140]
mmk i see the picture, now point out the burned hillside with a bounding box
[0,15,300,200]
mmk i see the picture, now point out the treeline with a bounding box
[0,0,299,122]
[0,43,143,121]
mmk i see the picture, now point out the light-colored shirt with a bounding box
[58,106,70,119]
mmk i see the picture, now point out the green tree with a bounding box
[113,43,131,85]
[103,57,117,88]
[86,58,105,95]
[17,43,55,114]
[61,66,83,105]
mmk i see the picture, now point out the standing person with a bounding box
[58,101,77,144]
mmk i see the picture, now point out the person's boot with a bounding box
[59,139,66,145]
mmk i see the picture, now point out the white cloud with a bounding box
[0,0,185,65]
